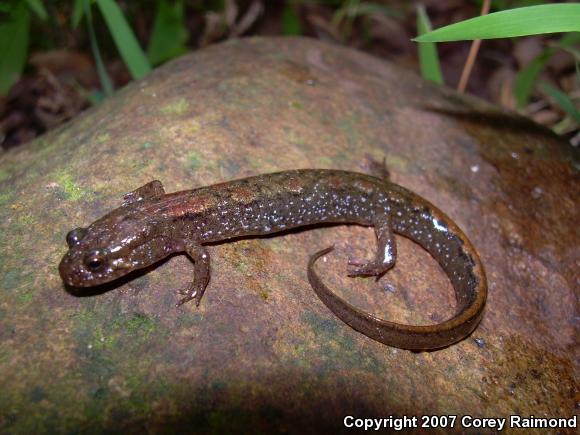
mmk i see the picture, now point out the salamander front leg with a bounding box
[347,212,397,278]
[176,242,210,307]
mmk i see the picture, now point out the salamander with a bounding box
[59,169,487,350]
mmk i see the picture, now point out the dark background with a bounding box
[1,0,578,150]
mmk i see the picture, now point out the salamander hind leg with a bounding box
[347,212,396,278]
[176,243,211,307]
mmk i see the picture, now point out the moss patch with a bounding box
[0,192,12,207]
[0,169,10,182]
[161,98,189,115]
[121,312,157,340]
[186,151,202,173]
[55,170,84,201]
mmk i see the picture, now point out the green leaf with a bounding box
[96,0,152,79]
[24,0,47,20]
[414,4,580,42]
[84,0,114,96]
[514,33,580,108]
[147,0,188,66]
[72,0,84,28]
[0,1,31,95]
[514,53,548,108]
[282,4,302,36]
[540,82,580,124]
[416,5,443,85]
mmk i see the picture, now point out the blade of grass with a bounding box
[282,3,302,36]
[514,52,549,108]
[560,46,580,61]
[414,4,580,42]
[514,33,580,108]
[0,1,31,95]
[332,0,359,36]
[416,5,443,85]
[148,0,188,65]
[24,0,48,20]
[72,0,84,28]
[96,0,152,79]
[540,82,580,124]
[84,0,114,96]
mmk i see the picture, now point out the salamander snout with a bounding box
[59,243,118,288]
[66,227,87,247]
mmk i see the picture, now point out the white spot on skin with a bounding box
[432,218,448,233]
[383,243,395,265]
[120,234,138,246]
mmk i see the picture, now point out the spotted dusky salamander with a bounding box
[59,169,487,350]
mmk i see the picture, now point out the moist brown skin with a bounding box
[59,170,487,350]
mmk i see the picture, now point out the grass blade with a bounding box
[24,0,48,20]
[72,0,84,28]
[541,82,580,124]
[414,4,580,42]
[514,33,580,108]
[416,5,443,85]
[96,0,152,79]
[282,3,302,36]
[147,0,188,65]
[0,1,31,95]
[84,0,114,96]
[514,51,550,108]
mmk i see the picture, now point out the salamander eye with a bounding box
[84,250,107,272]
[66,228,87,247]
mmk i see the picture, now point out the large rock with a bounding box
[0,37,577,433]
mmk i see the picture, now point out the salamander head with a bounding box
[59,207,180,287]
